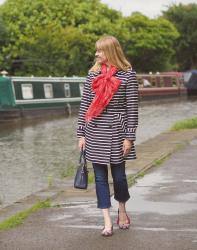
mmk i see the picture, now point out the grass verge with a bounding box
[152,156,168,167]
[61,161,75,178]
[171,117,197,131]
[127,154,170,188]
[88,171,95,184]
[0,199,51,231]
[127,175,137,187]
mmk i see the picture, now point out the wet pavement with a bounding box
[0,140,197,250]
[1,99,197,207]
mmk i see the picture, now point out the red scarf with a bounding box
[85,64,121,122]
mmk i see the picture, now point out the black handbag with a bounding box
[74,150,88,189]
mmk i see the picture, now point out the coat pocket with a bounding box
[116,112,127,133]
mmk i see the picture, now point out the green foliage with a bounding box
[88,171,95,184]
[163,3,197,70]
[0,15,7,45]
[0,0,98,75]
[123,13,179,72]
[0,0,180,75]
[15,24,94,76]
[171,117,197,131]
[0,14,8,67]
[127,175,137,187]
[61,160,75,178]
[153,156,168,167]
[0,0,125,75]
[0,199,50,230]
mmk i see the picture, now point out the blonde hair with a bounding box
[90,35,131,72]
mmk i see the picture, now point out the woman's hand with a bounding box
[78,137,85,151]
[122,139,133,157]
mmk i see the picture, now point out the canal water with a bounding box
[0,99,197,208]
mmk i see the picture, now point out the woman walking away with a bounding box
[77,35,138,237]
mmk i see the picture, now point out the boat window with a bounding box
[79,83,84,96]
[64,83,70,97]
[44,84,53,98]
[21,84,33,99]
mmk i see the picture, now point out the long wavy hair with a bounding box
[90,35,131,72]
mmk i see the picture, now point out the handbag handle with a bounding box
[79,150,86,165]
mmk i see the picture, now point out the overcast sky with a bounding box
[101,0,196,17]
[0,0,196,18]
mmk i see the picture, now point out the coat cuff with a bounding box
[125,127,137,141]
[77,125,85,138]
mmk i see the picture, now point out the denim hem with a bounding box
[114,196,130,203]
[97,204,112,209]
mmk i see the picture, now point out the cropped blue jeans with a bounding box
[92,161,130,209]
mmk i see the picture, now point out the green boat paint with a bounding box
[0,74,186,121]
[0,76,85,120]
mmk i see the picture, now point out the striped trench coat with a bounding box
[77,68,138,165]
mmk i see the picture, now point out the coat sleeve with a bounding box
[77,73,92,138]
[125,70,139,141]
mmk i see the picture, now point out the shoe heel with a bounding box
[116,209,131,229]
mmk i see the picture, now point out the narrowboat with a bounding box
[184,70,197,96]
[137,72,187,101]
[0,76,84,121]
[0,73,186,121]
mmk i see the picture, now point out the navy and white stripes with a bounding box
[77,68,138,165]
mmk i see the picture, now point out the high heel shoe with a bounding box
[116,209,131,229]
[101,225,113,237]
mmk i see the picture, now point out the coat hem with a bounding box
[86,157,137,165]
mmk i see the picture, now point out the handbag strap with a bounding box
[79,150,87,166]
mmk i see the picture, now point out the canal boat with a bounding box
[0,76,84,121]
[137,72,186,101]
[184,70,197,96]
[0,73,187,121]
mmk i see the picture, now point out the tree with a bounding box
[16,24,95,76]
[163,3,197,70]
[0,0,181,75]
[0,0,124,75]
[0,15,7,45]
[122,13,179,72]
[0,15,8,71]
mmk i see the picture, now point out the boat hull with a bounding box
[0,74,187,122]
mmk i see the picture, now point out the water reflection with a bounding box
[0,100,197,207]
[0,116,78,207]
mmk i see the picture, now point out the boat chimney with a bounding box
[0,70,8,77]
